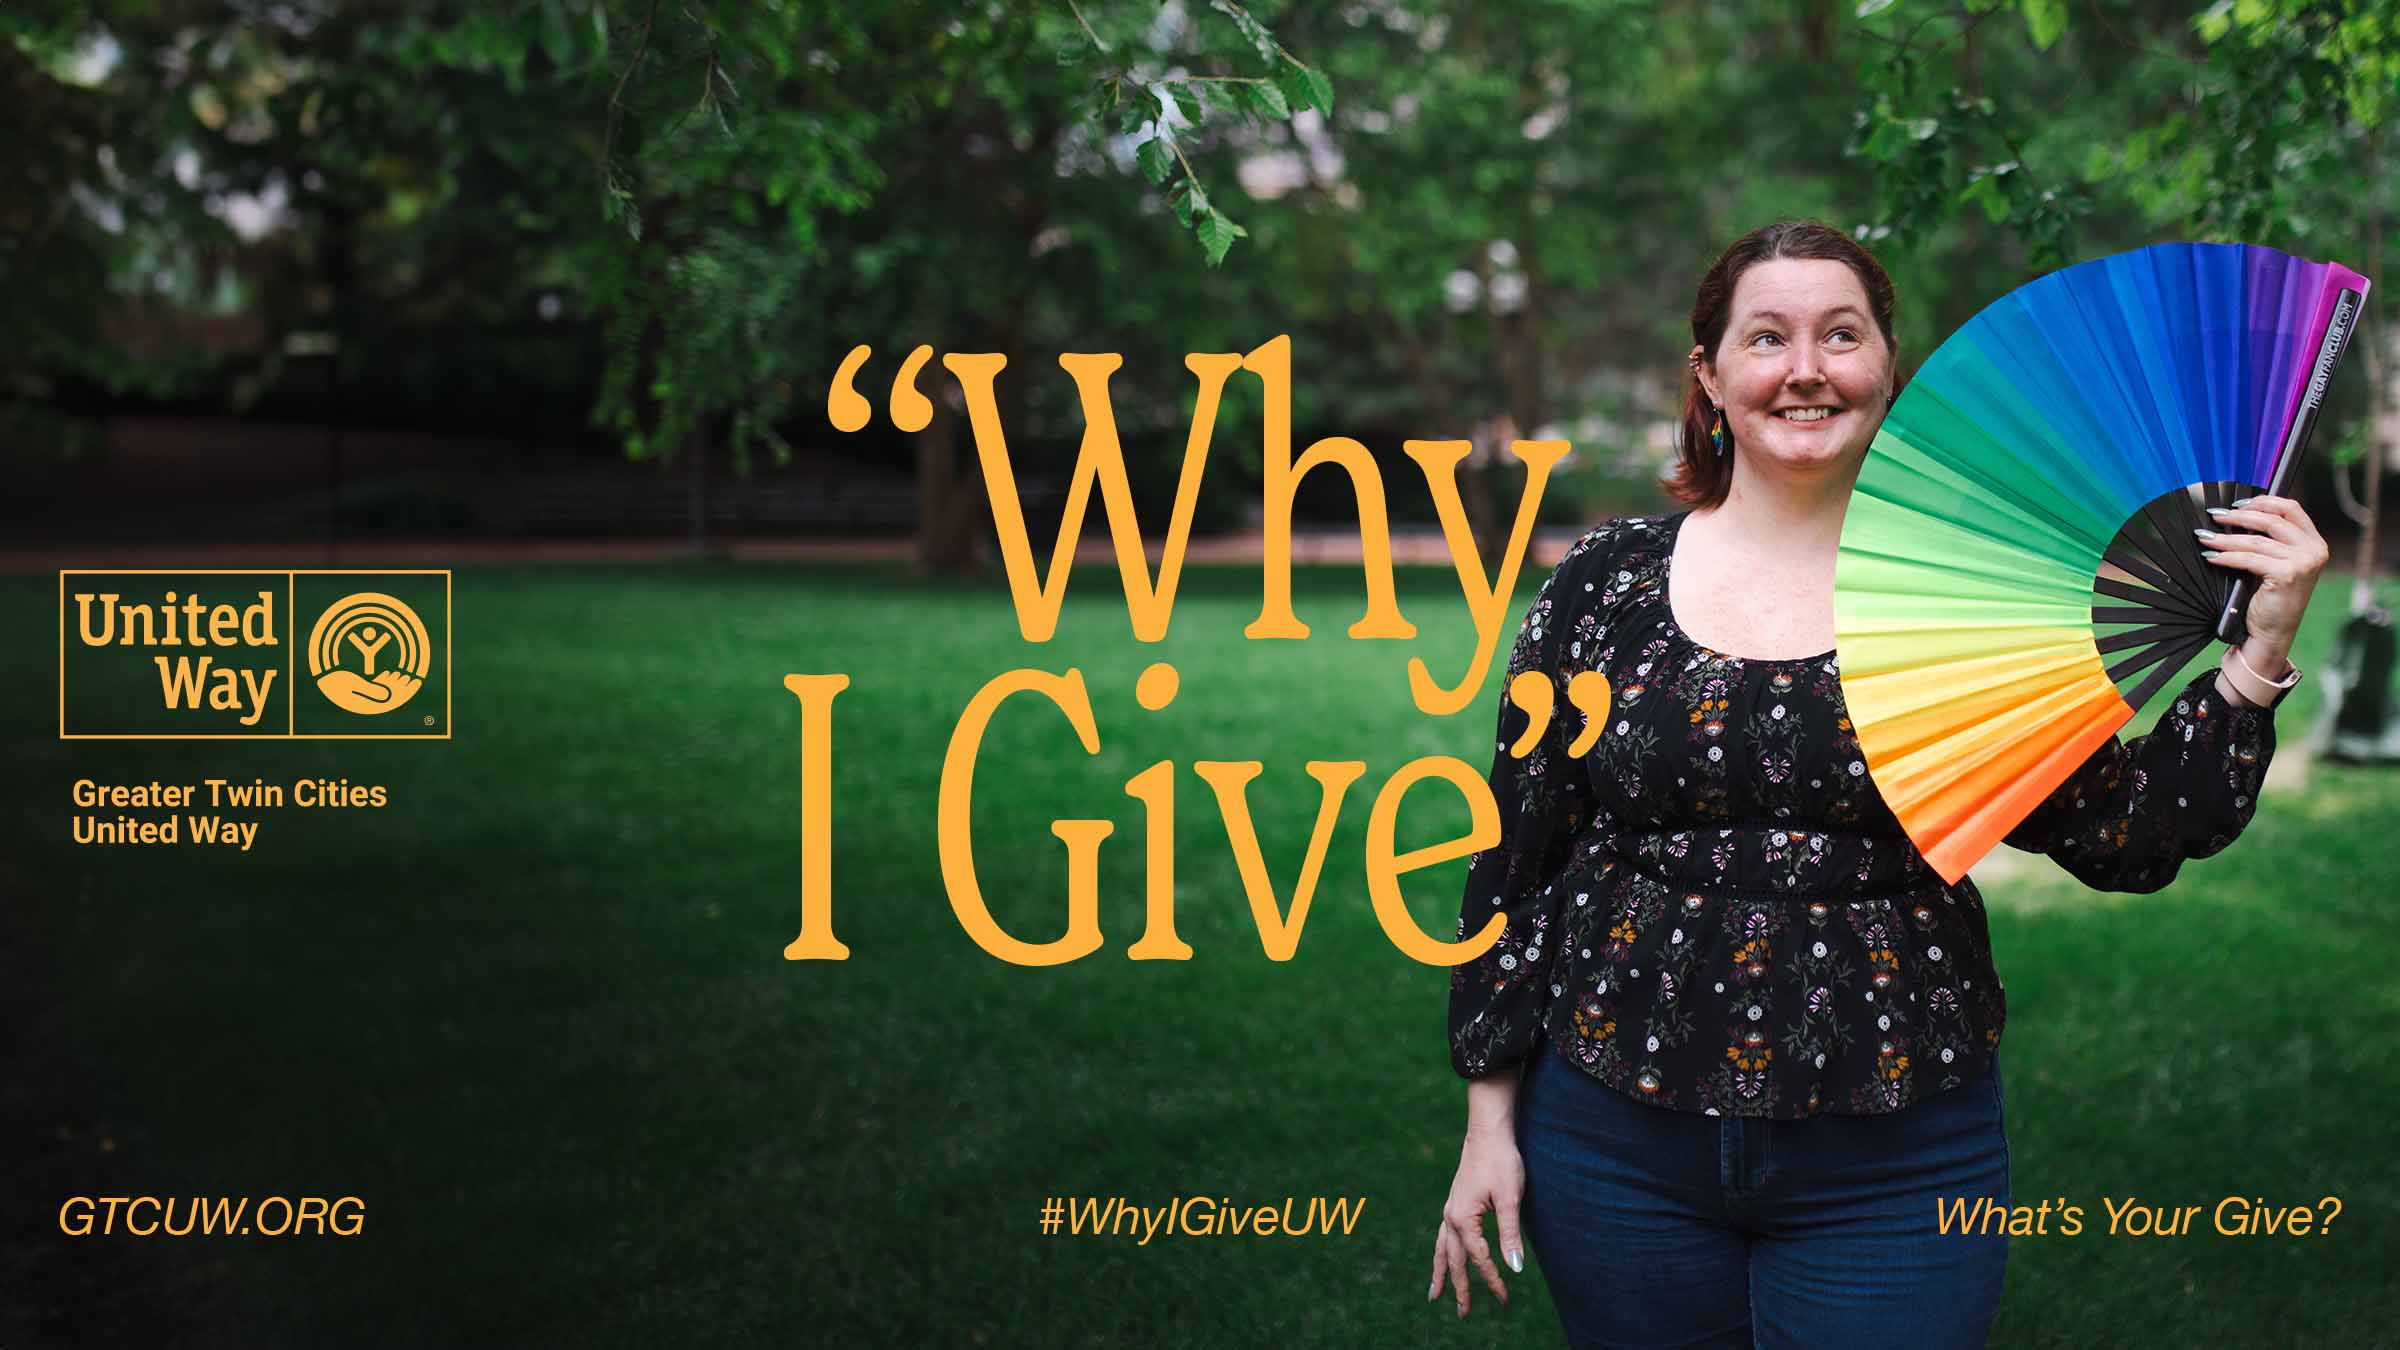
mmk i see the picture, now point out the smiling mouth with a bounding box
[1774,407,1842,423]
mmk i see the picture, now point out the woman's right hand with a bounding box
[1430,1084,1527,1318]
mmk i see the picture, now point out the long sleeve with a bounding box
[1448,542,1605,1079]
[1999,667,2276,893]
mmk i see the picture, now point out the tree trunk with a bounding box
[1799,0,1833,61]
[915,389,984,573]
[1397,327,1500,567]
[911,99,1057,575]
[1485,230,1550,575]
[1464,436,1502,574]
[323,203,359,563]
[687,422,710,556]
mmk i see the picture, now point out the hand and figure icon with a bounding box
[308,598,431,716]
[318,667,423,710]
[350,622,392,672]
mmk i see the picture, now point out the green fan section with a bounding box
[1884,340,2138,544]
[1838,427,2114,674]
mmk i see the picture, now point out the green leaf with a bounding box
[1170,181,1197,228]
[1196,209,1247,266]
[1136,136,1174,184]
[1301,64,1333,113]
[1958,175,2009,223]
[539,0,573,67]
[2022,0,2067,50]
[1246,79,1289,119]
[1862,116,1919,159]
[1276,70,1316,114]
[1855,0,1895,15]
[1169,83,1203,125]
[1210,0,1280,63]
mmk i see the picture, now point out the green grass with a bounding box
[4,559,2397,1347]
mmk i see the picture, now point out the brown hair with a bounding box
[1668,220,1898,509]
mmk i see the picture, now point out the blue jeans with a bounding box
[1514,1043,2011,1349]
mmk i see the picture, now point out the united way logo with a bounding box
[308,592,431,715]
[58,568,449,739]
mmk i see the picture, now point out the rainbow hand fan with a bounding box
[1836,242,2366,883]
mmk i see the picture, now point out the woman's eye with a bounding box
[1828,328,1860,345]
[1750,333,1783,348]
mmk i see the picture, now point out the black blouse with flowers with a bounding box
[1448,510,2277,1118]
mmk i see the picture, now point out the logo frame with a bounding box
[58,568,452,740]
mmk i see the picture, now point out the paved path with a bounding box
[2,527,1596,572]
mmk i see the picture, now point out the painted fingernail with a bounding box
[2194,528,2219,539]
[1507,1248,1524,1273]
[2231,497,2255,507]
[1429,1279,1440,1301]
[2202,551,2223,562]
[2206,506,2230,516]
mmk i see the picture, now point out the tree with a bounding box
[4,0,1336,566]
[1849,0,2400,597]
[1179,0,1973,564]
[587,0,1337,565]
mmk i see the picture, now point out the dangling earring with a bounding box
[1709,404,1726,455]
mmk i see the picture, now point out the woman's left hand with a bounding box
[2199,494,2331,665]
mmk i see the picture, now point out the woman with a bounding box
[1427,220,2326,1347]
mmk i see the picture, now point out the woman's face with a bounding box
[1693,257,1895,482]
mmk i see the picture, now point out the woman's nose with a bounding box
[1785,341,1828,384]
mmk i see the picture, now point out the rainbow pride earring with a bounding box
[1709,405,1726,454]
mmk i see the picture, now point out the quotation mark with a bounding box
[827,344,935,433]
[1507,669,1611,759]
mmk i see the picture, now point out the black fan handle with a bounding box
[2214,286,2367,643]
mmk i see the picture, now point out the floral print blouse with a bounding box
[1448,510,2277,1118]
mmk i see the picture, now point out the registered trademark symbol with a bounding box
[423,715,436,726]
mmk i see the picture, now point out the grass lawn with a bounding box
[4,555,2396,1346]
